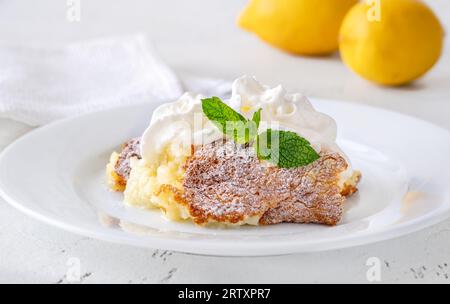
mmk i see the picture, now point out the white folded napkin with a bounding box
[0,35,184,126]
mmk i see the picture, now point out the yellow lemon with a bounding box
[339,0,444,86]
[238,0,358,55]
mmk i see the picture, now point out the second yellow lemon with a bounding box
[339,0,444,86]
[238,0,358,55]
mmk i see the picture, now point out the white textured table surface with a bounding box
[1,0,450,283]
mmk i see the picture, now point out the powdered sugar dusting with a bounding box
[115,137,141,179]
[183,140,349,225]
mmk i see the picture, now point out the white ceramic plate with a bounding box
[1,99,449,256]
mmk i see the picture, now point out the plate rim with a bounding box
[1,98,450,256]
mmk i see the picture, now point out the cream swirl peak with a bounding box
[140,76,345,164]
[140,92,222,164]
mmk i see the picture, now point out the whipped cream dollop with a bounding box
[141,76,346,164]
[140,92,222,164]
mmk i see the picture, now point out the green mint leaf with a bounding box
[236,108,262,144]
[201,96,247,126]
[256,128,273,161]
[202,98,319,168]
[202,96,253,144]
[228,120,253,144]
[251,108,262,129]
[256,129,320,168]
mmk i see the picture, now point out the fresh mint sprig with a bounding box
[201,96,319,168]
[201,96,247,127]
[202,97,260,144]
[256,129,319,168]
[251,108,261,129]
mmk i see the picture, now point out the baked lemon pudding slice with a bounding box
[107,76,361,226]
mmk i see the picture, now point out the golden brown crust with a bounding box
[182,140,355,226]
[106,152,127,192]
[340,171,362,197]
[107,138,141,192]
[258,154,348,225]
[155,184,187,206]
[114,138,141,180]
[110,171,127,192]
